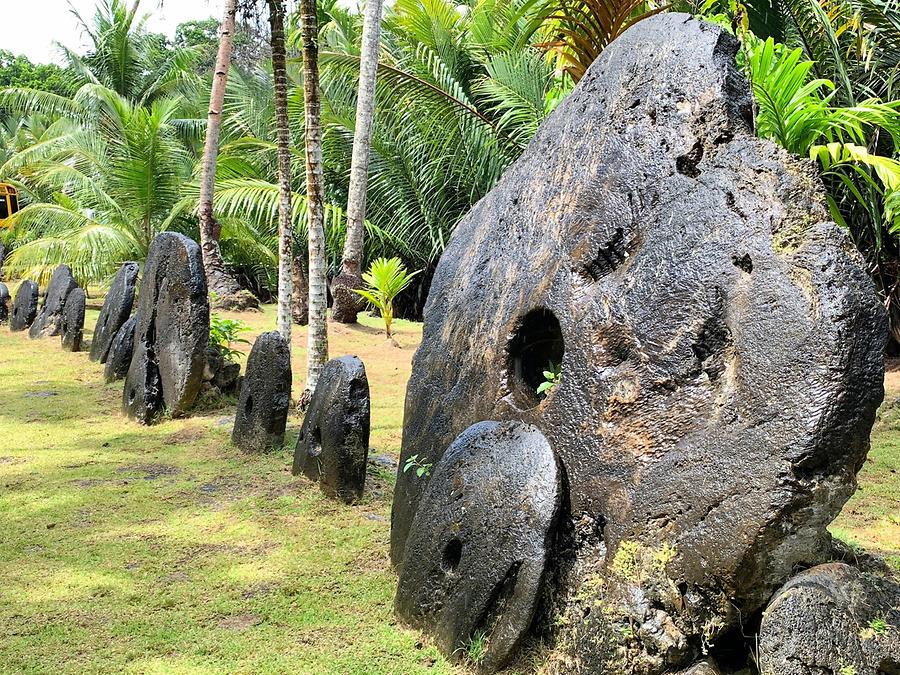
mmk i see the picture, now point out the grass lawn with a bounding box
[1,299,898,673]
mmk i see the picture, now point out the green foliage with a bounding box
[537,361,561,396]
[402,454,433,478]
[868,616,890,636]
[460,630,488,665]
[353,257,419,338]
[0,51,74,98]
[208,314,251,363]
[839,665,858,675]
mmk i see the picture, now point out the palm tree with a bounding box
[331,0,385,324]
[268,0,296,343]
[198,0,248,306]
[0,0,201,285]
[0,88,193,284]
[301,0,330,395]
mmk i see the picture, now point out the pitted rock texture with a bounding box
[395,421,560,672]
[61,287,86,352]
[10,280,38,332]
[759,563,900,674]
[104,314,137,383]
[29,264,77,338]
[232,332,292,453]
[0,282,8,323]
[90,262,138,362]
[293,356,370,503]
[391,13,886,673]
[123,233,209,424]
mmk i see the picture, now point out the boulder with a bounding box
[123,233,209,424]
[214,362,241,395]
[759,563,900,674]
[90,261,138,362]
[104,314,136,383]
[29,264,77,338]
[0,282,8,324]
[60,287,86,352]
[391,14,886,672]
[232,331,292,453]
[9,280,38,332]
[395,421,560,672]
[293,356,370,503]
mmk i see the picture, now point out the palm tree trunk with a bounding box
[300,0,329,395]
[331,0,384,324]
[292,253,310,326]
[269,0,293,344]
[198,0,246,307]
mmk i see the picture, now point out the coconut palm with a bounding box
[300,0,330,395]
[331,0,386,324]
[0,87,194,285]
[199,0,247,304]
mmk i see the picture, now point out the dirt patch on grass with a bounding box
[217,614,262,631]
[116,464,180,480]
[164,428,206,446]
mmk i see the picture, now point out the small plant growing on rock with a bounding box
[353,257,419,342]
[209,314,250,363]
[537,362,561,396]
[403,454,433,478]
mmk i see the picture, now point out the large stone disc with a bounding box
[395,421,560,672]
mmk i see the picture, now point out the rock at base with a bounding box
[759,562,900,674]
[10,280,38,332]
[395,421,560,672]
[293,356,370,503]
[61,288,86,352]
[232,331,292,453]
[123,233,209,424]
[0,282,9,324]
[104,315,137,383]
[90,262,138,362]
[29,264,77,338]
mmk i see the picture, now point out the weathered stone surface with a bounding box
[123,233,209,424]
[395,421,560,672]
[759,563,900,674]
[90,262,138,362]
[60,287,86,352]
[29,264,77,338]
[232,331,292,453]
[215,362,241,394]
[391,14,886,673]
[0,282,8,324]
[293,356,370,503]
[10,280,38,332]
[104,314,136,383]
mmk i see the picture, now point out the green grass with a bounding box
[0,305,457,674]
[831,371,900,566]
[1,299,898,673]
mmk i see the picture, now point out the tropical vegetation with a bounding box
[2,0,900,346]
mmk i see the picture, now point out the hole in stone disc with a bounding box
[128,388,136,405]
[506,308,565,409]
[245,394,253,416]
[441,538,463,573]
[307,426,323,458]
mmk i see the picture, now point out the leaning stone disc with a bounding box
[90,261,138,363]
[395,421,560,672]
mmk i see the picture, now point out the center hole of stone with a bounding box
[441,538,463,573]
[506,308,565,409]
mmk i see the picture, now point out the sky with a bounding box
[4,0,227,65]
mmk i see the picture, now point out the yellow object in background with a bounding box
[0,183,19,227]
